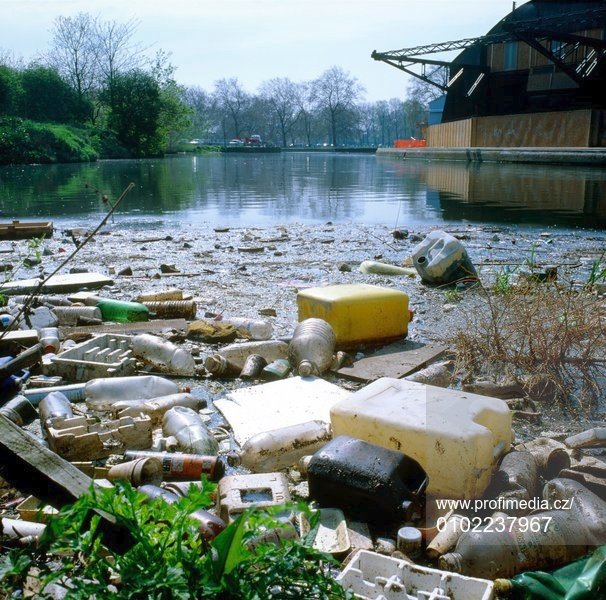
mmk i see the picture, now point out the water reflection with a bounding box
[0,153,604,229]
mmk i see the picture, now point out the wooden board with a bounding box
[59,318,188,338]
[0,330,40,352]
[0,413,132,553]
[335,339,447,383]
[0,221,53,241]
[0,272,113,295]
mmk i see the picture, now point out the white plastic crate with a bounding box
[51,334,136,380]
[337,550,493,600]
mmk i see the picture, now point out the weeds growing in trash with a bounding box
[453,279,606,413]
[0,479,347,599]
[585,252,606,290]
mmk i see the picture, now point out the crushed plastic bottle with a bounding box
[219,317,273,340]
[85,375,180,411]
[288,318,336,376]
[132,334,196,376]
[162,406,219,455]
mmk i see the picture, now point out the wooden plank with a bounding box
[334,339,447,383]
[0,221,53,241]
[0,272,113,295]
[0,414,133,553]
[0,330,40,353]
[59,318,188,338]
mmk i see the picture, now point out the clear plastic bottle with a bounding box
[39,327,60,354]
[51,306,102,325]
[111,393,205,422]
[162,406,219,455]
[240,420,332,472]
[85,375,180,411]
[131,334,196,376]
[220,317,273,340]
[288,318,336,376]
[216,340,289,370]
[39,391,73,427]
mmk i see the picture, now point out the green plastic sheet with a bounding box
[510,546,606,599]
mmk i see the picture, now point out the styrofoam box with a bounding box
[337,550,494,600]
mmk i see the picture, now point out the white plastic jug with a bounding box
[330,378,512,499]
[411,230,477,285]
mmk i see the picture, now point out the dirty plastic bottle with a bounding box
[94,298,150,323]
[39,391,73,427]
[39,327,60,354]
[51,306,102,325]
[23,383,86,406]
[288,318,336,376]
[216,340,289,371]
[85,375,180,411]
[491,450,540,501]
[204,354,241,378]
[239,354,267,380]
[136,288,184,303]
[162,406,219,455]
[240,420,332,473]
[219,317,273,340]
[111,393,205,422]
[411,230,478,285]
[142,300,197,320]
[132,334,196,376]
[0,314,17,330]
[359,260,417,277]
[440,479,606,579]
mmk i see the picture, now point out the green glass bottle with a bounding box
[96,298,150,323]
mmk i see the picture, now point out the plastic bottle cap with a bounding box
[397,526,422,555]
[297,360,314,377]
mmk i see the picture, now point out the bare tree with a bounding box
[259,77,301,147]
[46,14,98,112]
[406,65,449,107]
[213,77,251,141]
[310,66,364,146]
[182,86,213,139]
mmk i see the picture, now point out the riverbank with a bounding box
[378,146,606,166]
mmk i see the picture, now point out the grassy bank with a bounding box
[0,117,129,165]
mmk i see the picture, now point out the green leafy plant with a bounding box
[0,480,346,599]
[444,288,461,302]
[494,267,514,295]
[585,253,606,289]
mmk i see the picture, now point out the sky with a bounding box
[0,0,530,102]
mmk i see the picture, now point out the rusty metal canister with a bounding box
[143,300,197,320]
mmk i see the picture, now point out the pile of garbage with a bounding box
[0,230,604,600]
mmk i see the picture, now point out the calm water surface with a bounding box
[1,153,605,230]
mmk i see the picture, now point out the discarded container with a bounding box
[12,295,72,307]
[39,327,60,354]
[23,383,86,405]
[188,509,226,540]
[52,334,136,381]
[298,508,351,555]
[51,306,102,326]
[405,361,453,388]
[515,437,571,479]
[0,314,17,330]
[163,481,206,496]
[426,514,466,559]
[239,354,267,379]
[359,260,417,277]
[142,300,197,320]
[565,427,606,449]
[162,406,219,455]
[491,450,539,501]
[1,518,47,541]
[136,288,183,303]
[260,358,291,380]
[132,334,196,376]
[308,435,427,525]
[95,298,150,323]
[85,375,180,411]
[215,340,289,371]
[217,472,291,522]
[297,284,410,347]
[138,484,179,504]
[288,318,336,376]
[39,391,73,427]
[330,378,512,499]
[246,521,299,551]
[219,317,273,340]
[338,550,494,600]
[111,393,205,422]
[107,457,163,486]
[411,230,478,285]
[0,394,37,426]
[124,450,225,481]
[26,306,58,329]
[240,420,332,473]
[397,527,422,558]
[204,354,241,378]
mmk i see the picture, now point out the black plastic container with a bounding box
[308,435,428,525]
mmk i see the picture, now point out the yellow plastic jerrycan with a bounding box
[296,284,410,348]
[330,378,512,499]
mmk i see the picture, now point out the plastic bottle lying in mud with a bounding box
[85,375,181,411]
[439,479,606,579]
[204,355,241,378]
[136,288,184,303]
[39,327,60,354]
[240,420,332,473]
[93,298,150,323]
[132,334,196,376]
[51,306,102,326]
[39,391,73,427]
[215,340,289,371]
[288,318,336,376]
[111,393,205,422]
[219,317,273,340]
[162,406,219,455]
